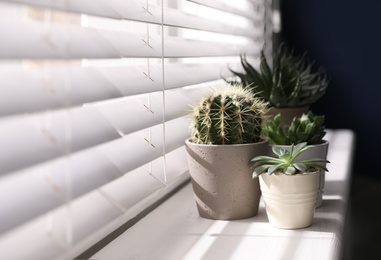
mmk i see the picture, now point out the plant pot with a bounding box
[267,106,309,126]
[185,139,268,220]
[259,170,321,229]
[269,141,329,208]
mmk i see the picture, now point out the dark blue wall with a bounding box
[281,0,381,177]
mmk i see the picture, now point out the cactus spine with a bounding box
[190,84,269,145]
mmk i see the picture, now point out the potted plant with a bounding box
[185,83,269,220]
[251,142,329,229]
[228,43,329,125]
[261,111,329,207]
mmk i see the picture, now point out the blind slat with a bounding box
[0,189,125,260]
[98,117,190,175]
[0,148,123,234]
[0,62,241,117]
[1,0,259,37]
[0,117,189,234]
[0,106,120,175]
[0,66,122,117]
[0,87,202,175]
[187,0,259,20]
[0,157,189,260]
[94,87,208,136]
[0,20,260,59]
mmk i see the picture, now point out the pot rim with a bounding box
[269,139,329,147]
[185,138,268,147]
[264,169,321,177]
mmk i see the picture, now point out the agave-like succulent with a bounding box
[262,111,326,145]
[228,44,329,108]
[251,142,329,178]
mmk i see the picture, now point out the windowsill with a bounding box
[92,129,355,260]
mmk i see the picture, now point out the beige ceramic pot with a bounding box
[185,139,268,220]
[259,170,320,229]
[269,141,329,208]
[267,106,309,126]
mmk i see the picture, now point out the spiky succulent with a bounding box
[262,111,326,145]
[190,83,269,145]
[228,43,329,108]
[251,142,329,178]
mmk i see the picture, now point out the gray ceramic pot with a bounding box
[185,139,268,220]
[267,106,309,126]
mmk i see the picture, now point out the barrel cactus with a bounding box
[190,83,269,145]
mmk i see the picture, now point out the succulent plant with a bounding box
[190,83,269,145]
[228,43,329,108]
[262,111,326,145]
[251,142,329,178]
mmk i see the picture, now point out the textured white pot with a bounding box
[185,139,268,220]
[269,141,329,208]
[260,170,320,229]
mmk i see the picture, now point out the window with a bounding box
[0,0,271,259]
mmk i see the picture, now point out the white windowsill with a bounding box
[92,129,355,260]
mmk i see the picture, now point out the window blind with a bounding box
[0,0,270,259]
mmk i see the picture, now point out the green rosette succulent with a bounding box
[262,111,326,145]
[251,142,329,178]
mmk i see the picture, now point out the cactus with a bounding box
[190,83,269,145]
[262,111,326,145]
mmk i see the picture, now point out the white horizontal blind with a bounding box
[0,0,270,259]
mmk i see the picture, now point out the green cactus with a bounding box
[190,83,269,145]
[262,111,326,145]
